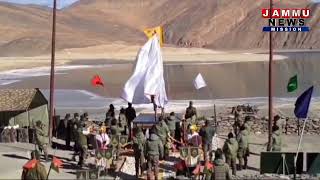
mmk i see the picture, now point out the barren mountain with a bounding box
[0,0,318,56]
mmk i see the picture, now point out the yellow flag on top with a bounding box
[143,26,164,46]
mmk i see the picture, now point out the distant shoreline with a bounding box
[0,46,293,72]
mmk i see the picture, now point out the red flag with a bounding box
[204,161,214,172]
[91,75,104,87]
[51,156,63,173]
[23,159,38,170]
[192,164,202,175]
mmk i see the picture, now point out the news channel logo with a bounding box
[262,8,311,32]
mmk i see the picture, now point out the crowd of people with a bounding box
[54,103,137,167]
[29,100,285,179]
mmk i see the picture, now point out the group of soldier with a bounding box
[222,108,285,177]
[54,103,138,167]
[133,112,178,179]
[132,101,221,180]
[32,100,243,179]
[29,100,285,180]
[222,117,251,176]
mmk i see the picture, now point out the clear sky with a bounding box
[0,0,79,9]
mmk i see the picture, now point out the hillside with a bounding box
[0,0,318,56]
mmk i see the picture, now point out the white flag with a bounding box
[193,73,207,90]
[121,35,168,107]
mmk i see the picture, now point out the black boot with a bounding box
[244,161,248,170]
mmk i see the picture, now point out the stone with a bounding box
[255,131,262,135]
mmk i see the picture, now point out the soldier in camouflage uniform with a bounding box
[199,120,215,161]
[71,113,81,161]
[133,126,146,178]
[21,150,47,180]
[35,120,49,161]
[110,118,125,136]
[145,126,164,180]
[155,116,170,160]
[237,125,249,170]
[185,101,197,123]
[83,112,89,121]
[105,104,115,127]
[233,106,242,138]
[273,115,286,134]
[271,125,282,151]
[166,112,177,138]
[243,116,252,134]
[118,108,128,135]
[212,148,231,180]
[110,118,125,160]
[125,103,137,140]
[223,132,238,175]
[77,125,88,167]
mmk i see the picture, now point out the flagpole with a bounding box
[46,165,52,180]
[151,95,157,122]
[49,0,57,144]
[267,0,274,151]
[294,118,307,180]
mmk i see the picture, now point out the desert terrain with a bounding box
[0,0,319,57]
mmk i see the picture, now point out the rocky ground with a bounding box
[214,106,320,136]
[217,115,320,136]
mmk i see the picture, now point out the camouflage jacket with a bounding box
[212,159,231,180]
[110,125,124,136]
[166,116,177,132]
[272,130,282,151]
[35,126,48,146]
[237,129,249,150]
[223,138,239,160]
[144,134,164,158]
[185,106,197,119]
[155,121,170,142]
[133,131,145,152]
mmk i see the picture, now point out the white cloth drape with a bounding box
[121,35,168,107]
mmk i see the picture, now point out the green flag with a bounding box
[287,75,298,92]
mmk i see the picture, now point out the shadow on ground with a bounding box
[116,171,136,179]
[2,154,29,160]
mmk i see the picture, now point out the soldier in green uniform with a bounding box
[271,125,282,151]
[223,132,238,175]
[21,151,47,180]
[212,148,232,180]
[145,126,164,180]
[110,118,125,136]
[83,112,89,121]
[71,113,81,161]
[35,120,49,161]
[185,101,197,122]
[243,116,252,134]
[155,116,170,160]
[199,120,215,161]
[233,106,242,138]
[132,126,146,178]
[118,108,128,135]
[110,118,125,160]
[125,103,136,140]
[273,115,285,134]
[77,125,88,167]
[237,125,249,170]
[105,104,115,127]
[166,112,177,138]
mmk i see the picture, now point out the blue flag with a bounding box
[294,86,314,119]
